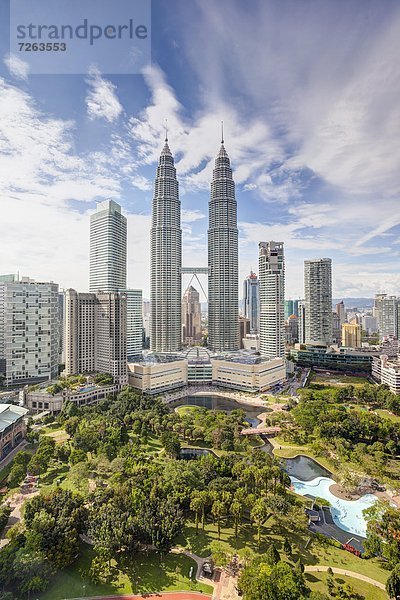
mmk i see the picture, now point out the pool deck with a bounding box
[307,503,365,552]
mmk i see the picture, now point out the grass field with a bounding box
[305,571,388,599]
[177,517,389,585]
[376,409,400,424]
[41,544,213,599]
[309,371,370,387]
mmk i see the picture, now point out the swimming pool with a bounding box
[291,475,377,537]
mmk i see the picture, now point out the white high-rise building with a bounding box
[259,242,285,359]
[64,289,127,385]
[89,200,127,293]
[374,294,399,339]
[0,276,59,387]
[208,138,239,352]
[243,272,260,333]
[125,289,143,360]
[304,258,332,346]
[150,138,182,352]
[298,300,306,344]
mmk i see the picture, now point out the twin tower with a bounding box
[150,133,239,353]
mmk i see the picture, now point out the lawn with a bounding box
[305,571,388,599]
[41,543,213,599]
[309,372,369,387]
[131,433,163,454]
[177,517,389,585]
[376,409,400,424]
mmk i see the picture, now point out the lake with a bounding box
[170,394,262,427]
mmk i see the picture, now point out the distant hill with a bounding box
[333,298,374,309]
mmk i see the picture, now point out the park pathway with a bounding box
[70,594,212,600]
[0,487,39,548]
[304,565,387,591]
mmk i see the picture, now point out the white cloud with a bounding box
[86,67,123,123]
[0,76,146,292]
[182,209,206,223]
[127,65,287,194]
[3,53,29,81]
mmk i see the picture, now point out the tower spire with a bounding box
[221,120,224,144]
[164,118,168,142]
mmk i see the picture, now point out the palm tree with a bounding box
[190,494,203,534]
[212,500,225,539]
[250,498,268,548]
[230,500,242,537]
[198,490,209,531]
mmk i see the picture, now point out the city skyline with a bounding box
[1,1,400,299]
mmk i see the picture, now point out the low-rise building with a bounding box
[212,356,285,393]
[23,382,119,414]
[341,322,362,348]
[0,404,28,460]
[128,357,188,395]
[128,350,285,394]
[372,355,400,394]
[289,345,373,373]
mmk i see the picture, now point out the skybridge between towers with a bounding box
[180,267,209,300]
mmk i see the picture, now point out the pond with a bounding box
[170,395,262,427]
[284,454,332,480]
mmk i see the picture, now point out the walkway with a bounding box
[0,486,39,548]
[69,594,212,600]
[171,547,216,593]
[304,566,386,591]
[240,426,281,436]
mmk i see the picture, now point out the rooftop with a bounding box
[0,404,28,433]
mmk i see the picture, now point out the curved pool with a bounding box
[291,475,377,537]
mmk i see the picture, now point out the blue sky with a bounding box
[0,0,399,300]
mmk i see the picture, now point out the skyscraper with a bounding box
[89,200,127,293]
[125,290,143,360]
[284,299,299,320]
[182,286,202,345]
[208,136,239,352]
[243,271,260,333]
[0,276,59,386]
[335,300,346,326]
[259,241,285,359]
[374,294,399,339]
[150,137,182,352]
[64,289,127,385]
[298,300,306,344]
[304,258,332,346]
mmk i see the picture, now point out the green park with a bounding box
[0,374,400,599]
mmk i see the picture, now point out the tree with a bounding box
[250,498,268,548]
[198,490,210,531]
[24,488,85,569]
[230,500,242,537]
[211,500,225,540]
[386,564,400,600]
[326,574,335,596]
[265,543,280,566]
[283,537,292,556]
[210,541,230,567]
[160,431,181,458]
[190,494,203,534]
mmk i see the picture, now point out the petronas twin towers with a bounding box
[150,132,239,353]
